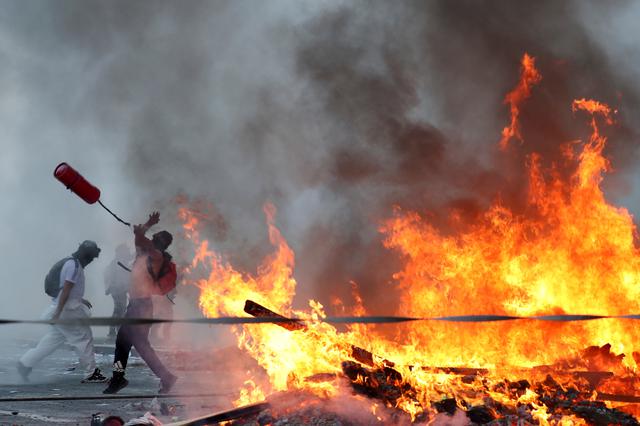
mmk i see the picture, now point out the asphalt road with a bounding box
[0,337,255,425]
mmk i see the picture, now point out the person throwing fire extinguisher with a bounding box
[103,211,178,394]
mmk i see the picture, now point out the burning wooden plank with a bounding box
[244,299,394,368]
[243,300,306,332]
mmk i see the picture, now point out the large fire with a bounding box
[178,54,640,423]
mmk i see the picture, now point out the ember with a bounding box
[179,54,640,424]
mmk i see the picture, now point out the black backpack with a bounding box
[44,257,79,298]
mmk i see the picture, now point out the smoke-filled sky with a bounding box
[1,0,640,329]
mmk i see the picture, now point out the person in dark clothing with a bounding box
[104,244,132,338]
[103,212,177,394]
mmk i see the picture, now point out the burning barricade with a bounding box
[173,54,640,425]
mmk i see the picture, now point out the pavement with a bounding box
[0,336,260,425]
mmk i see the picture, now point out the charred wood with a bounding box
[243,300,306,331]
[597,393,640,403]
[570,401,638,426]
[467,405,498,424]
[433,398,458,415]
[534,375,639,426]
[244,299,396,369]
[341,360,427,422]
[341,361,405,404]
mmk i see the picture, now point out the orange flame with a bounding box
[499,53,542,149]
[183,203,357,404]
[179,56,639,421]
[382,96,639,371]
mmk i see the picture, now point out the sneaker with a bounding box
[103,373,129,394]
[16,361,31,382]
[82,368,109,383]
[159,374,177,394]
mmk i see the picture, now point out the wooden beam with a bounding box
[165,402,269,426]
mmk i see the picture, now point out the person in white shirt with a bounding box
[17,240,108,383]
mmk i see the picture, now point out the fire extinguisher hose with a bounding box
[98,200,131,227]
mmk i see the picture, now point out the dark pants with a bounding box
[114,298,172,382]
[108,292,127,337]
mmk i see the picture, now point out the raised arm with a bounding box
[134,211,160,252]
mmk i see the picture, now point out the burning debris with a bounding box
[241,299,640,424]
[173,54,640,425]
[227,391,413,426]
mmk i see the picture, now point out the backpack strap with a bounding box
[67,256,80,279]
[146,252,172,282]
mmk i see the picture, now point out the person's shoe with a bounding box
[103,372,129,394]
[82,368,109,383]
[16,361,31,382]
[159,374,177,394]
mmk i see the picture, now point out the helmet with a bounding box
[78,240,101,258]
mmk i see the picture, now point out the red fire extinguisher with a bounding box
[54,162,130,227]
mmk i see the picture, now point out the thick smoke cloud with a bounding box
[1,0,640,332]
[289,1,640,310]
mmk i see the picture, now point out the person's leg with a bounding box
[57,305,108,382]
[162,303,173,341]
[113,323,134,370]
[56,306,96,372]
[129,299,176,390]
[59,323,96,372]
[114,293,127,318]
[132,323,173,382]
[108,294,117,337]
[104,299,138,394]
[103,322,132,393]
[19,326,66,370]
[150,296,162,341]
[110,292,127,337]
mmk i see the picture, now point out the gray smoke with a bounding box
[1,0,640,334]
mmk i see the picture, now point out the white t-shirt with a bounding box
[104,259,131,294]
[53,259,85,305]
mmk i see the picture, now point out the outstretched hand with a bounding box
[147,211,160,226]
